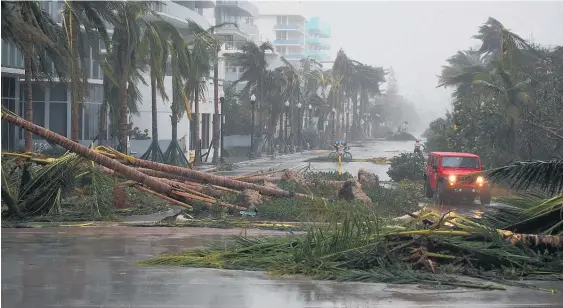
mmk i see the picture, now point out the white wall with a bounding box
[132,71,223,154]
[254,15,276,45]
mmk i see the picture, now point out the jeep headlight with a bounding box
[448,175,457,184]
[476,176,485,186]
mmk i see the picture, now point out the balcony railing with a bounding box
[216,0,259,16]
[306,37,330,49]
[273,39,304,46]
[305,50,330,61]
[150,2,210,28]
[274,24,305,32]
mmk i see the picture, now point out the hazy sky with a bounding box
[282,1,563,115]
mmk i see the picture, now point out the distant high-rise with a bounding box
[305,17,331,63]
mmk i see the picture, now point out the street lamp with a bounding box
[250,94,256,159]
[297,102,302,151]
[308,104,312,130]
[219,90,225,163]
[284,100,290,153]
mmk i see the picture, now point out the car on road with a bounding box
[424,152,491,205]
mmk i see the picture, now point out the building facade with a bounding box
[1,1,105,152]
[305,17,331,62]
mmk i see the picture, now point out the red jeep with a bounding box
[424,152,491,205]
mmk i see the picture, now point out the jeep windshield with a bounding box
[441,156,480,169]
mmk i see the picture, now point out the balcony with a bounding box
[305,50,330,61]
[216,0,259,17]
[283,54,305,61]
[149,2,210,29]
[273,39,304,46]
[274,24,305,33]
[306,17,331,38]
[305,37,330,49]
[215,23,258,40]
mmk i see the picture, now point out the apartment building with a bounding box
[1,1,105,152]
[1,1,223,159]
[305,17,331,62]
[254,2,307,66]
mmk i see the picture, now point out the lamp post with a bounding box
[250,94,256,159]
[219,89,225,163]
[284,100,289,154]
[297,102,302,151]
[331,108,336,142]
[308,104,312,130]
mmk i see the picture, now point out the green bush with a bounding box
[386,153,426,182]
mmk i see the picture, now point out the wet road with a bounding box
[3,227,563,308]
[4,139,549,307]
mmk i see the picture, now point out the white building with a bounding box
[1,1,105,152]
[254,1,307,66]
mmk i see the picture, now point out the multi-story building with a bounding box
[254,2,307,66]
[1,1,224,160]
[305,17,331,63]
[1,1,105,152]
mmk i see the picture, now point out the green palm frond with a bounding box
[486,159,563,195]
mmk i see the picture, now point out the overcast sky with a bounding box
[274,1,563,116]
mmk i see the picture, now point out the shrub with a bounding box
[386,153,426,182]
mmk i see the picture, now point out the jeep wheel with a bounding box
[435,183,446,205]
[424,178,434,198]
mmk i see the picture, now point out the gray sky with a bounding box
[294,1,563,115]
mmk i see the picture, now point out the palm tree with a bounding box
[1,1,70,152]
[102,2,150,154]
[183,21,221,166]
[61,1,120,142]
[352,62,386,139]
[331,49,355,140]
[227,41,274,155]
[138,20,185,162]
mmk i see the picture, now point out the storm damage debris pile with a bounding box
[140,209,563,292]
[1,108,376,217]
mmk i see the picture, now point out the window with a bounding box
[2,98,17,151]
[1,41,9,66]
[82,103,101,140]
[49,102,68,137]
[202,113,210,148]
[50,84,67,102]
[441,156,480,169]
[19,101,45,140]
[87,84,103,103]
[20,83,46,102]
[2,77,16,98]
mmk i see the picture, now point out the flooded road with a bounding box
[3,227,563,308]
[3,139,545,307]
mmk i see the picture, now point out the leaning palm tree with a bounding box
[102,2,151,154]
[138,20,186,162]
[331,49,355,139]
[227,41,274,155]
[183,21,222,166]
[1,1,70,152]
[61,1,121,142]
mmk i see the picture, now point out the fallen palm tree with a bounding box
[1,108,306,214]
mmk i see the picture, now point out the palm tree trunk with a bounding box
[2,110,172,194]
[352,93,358,140]
[170,111,178,162]
[24,51,33,152]
[194,85,201,165]
[212,63,220,163]
[70,19,80,142]
[151,74,158,161]
[120,80,128,154]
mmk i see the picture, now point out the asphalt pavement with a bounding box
[4,139,552,308]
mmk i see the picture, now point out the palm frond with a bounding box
[486,159,563,195]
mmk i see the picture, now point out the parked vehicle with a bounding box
[424,152,491,205]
